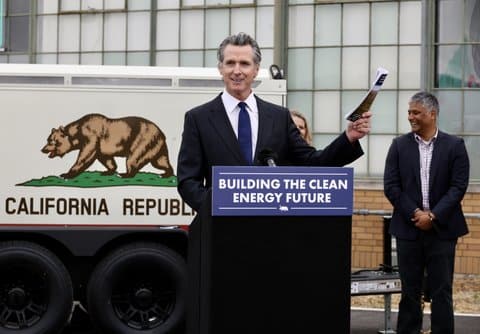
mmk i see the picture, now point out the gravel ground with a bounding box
[351,274,480,314]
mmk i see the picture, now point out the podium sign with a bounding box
[212,166,353,216]
[191,166,354,334]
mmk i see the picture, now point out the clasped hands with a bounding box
[411,209,435,231]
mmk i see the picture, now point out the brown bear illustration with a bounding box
[41,114,174,179]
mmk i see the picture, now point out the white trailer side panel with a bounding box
[0,64,286,226]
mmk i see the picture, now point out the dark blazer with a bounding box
[177,93,364,211]
[384,130,470,240]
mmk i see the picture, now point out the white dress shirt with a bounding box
[221,89,258,161]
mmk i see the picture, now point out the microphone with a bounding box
[258,148,278,167]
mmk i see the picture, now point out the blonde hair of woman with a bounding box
[290,110,313,145]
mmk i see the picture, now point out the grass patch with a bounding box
[18,171,177,188]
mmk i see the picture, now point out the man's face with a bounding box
[218,44,259,101]
[408,101,436,136]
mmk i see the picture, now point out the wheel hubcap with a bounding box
[6,287,28,309]
[134,288,153,309]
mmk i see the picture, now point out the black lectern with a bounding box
[188,166,353,334]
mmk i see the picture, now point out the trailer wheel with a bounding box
[0,241,73,334]
[87,242,186,334]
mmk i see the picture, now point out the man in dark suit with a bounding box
[177,32,371,211]
[177,32,372,333]
[384,91,470,334]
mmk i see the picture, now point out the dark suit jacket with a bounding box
[177,93,364,211]
[384,130,469,240]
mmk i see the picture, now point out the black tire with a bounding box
[0,240,73,334]
[87,242,187,334]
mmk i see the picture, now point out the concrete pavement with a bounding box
[351,307,480,334]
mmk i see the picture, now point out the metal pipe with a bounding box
[353,209,480,219]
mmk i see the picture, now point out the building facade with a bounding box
[1,0,479,274]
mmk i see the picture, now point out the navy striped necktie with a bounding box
[238,102,252,165]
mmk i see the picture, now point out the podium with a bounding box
[188,166,353,334]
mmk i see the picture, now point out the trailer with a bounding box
[0,63,286,334]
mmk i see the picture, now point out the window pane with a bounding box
[464,90,480,132]
[8,0,29,14]
[399,1,421,44]
[59,15,80,52]
[437,0,464,43]
[464,136,480,180]
[467,0,480,42]
[371,2,398,45]
[205,9,229,49]
[436,90,462,133]
[156,51,178,66]
[315,4,341,46]
[370,46,397,90]
[342,47,369,89]
[105,13,126,51]
[313,91,340,133]
[369,135,395,176]
[37,0,59,14]
[231,0,254,4]
[287,48,313,90]
[81,14,103,51]
[105,0,126,10]
[398,90,416,134]
[256,6,274,48]
[58,53,79,64]
[128,0,150,10]
[61,0,80,11]
[180,50,203,67]
[465,45,480,87]
[180,10,204,49]
[1,10,5,49]
[232,8,255,39]
[156,0,179,9]
[343,3,369,46]
[157,11,179,50]
[81,52,102,64]
[9,16,29,52]
[37,15,58,52]
[436,45,464,88]
[289,5,314,47]
[342,91,365,126]
[314,135,337,153]
[348,136,367,175]
[182,0,202,6]
[36,54,57,64]
[127,12,150,51]
[205,50,217,67]
[82,0,102,10]
[290,0,313,4]
[260,49,273,69]
[398,46,420,89]
[207,0,228,4]
[288,91,313,128]
[8,55,29,63]
[127,52,149,65]
[104,52,126,65]
[370,91,397,133]
[314,48,340,89]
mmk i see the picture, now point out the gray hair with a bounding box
[410,91,440,114]
[217,32,262,65]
